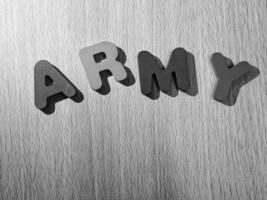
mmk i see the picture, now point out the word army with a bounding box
[34,41,260,114]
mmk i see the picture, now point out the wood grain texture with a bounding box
[0,0,266,199]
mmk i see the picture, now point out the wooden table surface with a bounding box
[0,0,266,199]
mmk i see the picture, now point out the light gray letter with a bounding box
[79,41,127,91]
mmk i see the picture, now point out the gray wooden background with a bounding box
[0,0,266,199]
